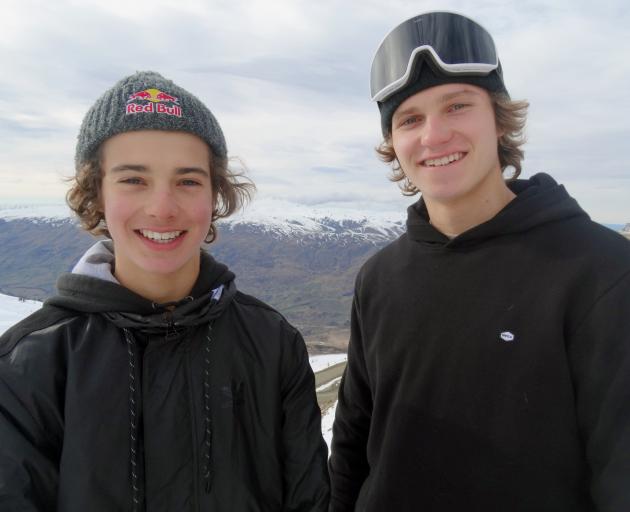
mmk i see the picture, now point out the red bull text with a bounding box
[126,102,182,117]
[125,88,183,118]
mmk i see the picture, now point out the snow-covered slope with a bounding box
[309,353,348,373]
[0,200,406,243]
[0,293,42,336]
[3,199,625,244]
[223,199,406,242]
[0,203,73,221]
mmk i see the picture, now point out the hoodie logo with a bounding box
[500,331,515,342]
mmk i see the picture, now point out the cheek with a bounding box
[392,134,413,163]
[188,195,214,225]
[477,114,501,146]
[100,191,134,230]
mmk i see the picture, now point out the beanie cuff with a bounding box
[378,58,508,137]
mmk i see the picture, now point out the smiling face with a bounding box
[99,130,213,300]
[391,83,507,210]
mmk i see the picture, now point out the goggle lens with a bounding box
[371,12,499,102]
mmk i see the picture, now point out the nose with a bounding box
[420,115,452,148]
[144,185,179,220]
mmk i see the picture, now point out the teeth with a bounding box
[424,152,463,167]
[140,229,183,243]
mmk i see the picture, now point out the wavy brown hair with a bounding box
[66,149,254,243]
[376,92,529,196]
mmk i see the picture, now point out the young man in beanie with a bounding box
[329,11,630,512]
[0,71,329,511]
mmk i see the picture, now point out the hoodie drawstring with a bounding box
[122,318,217,501]
[203,323,214,493]
[124,328,143,512]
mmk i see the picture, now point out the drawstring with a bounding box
[123,306,219,500]
[203,323,214,493]
[151,296,194,310]
[124,328,142,512]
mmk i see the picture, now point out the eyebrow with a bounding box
[438,89,481,103]
[393,89,481,121]
[109,164,210,177]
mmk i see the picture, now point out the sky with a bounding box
[1,0,629,223]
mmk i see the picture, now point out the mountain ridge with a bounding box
[0,209,405,352]
[1,202,627,351]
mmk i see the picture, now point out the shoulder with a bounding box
[230,291,300,338]
[582,220,630,254]
[574,220,630,299]
[221,291,309,370]
[355,233,410,288]
[556,215,629,246]
[0,305,79,358]
[550,217,630,275]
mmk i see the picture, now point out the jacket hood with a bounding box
[406,172,589,247]
[46,240,236,331]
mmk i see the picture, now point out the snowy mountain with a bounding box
[0,200,406,243]
[2,200,625,348]
[0,201,406,350]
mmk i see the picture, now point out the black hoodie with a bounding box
[329,173,630,511]
[0,244,329,511]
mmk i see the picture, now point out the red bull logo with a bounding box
[126,88,182,118]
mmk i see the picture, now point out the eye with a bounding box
[180,179,203,187]
[448,103,469,113]
[400,115,422,127]
[119,177,144,185]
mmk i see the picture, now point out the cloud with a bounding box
[0,0,629,223]
[310,167,351,175]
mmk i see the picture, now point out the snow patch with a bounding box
[0,293,42,336]
[321,401,338,454]
[0,203,72,220]
[309,353,347,373]
[0,200,405,241]
[221,198,405,241]
[316,376,342,393]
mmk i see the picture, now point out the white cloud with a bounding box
[0,0,628,223]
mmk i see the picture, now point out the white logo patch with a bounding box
[500,331,515,342]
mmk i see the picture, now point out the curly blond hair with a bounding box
[376,93,529,195]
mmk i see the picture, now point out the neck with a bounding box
[114,256,201,304]
[119,276,197,304]
[426,180,516,237]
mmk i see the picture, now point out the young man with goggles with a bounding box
[329,11,630,512]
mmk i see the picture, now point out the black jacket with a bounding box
[329,173,630,511]
[0,244,329,511]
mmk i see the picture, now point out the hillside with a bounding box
[2,202,626,351]
[0,204,406,351]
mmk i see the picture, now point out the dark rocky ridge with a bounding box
[0,216,405,351]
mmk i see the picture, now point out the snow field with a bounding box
[0,293,42,336]
[309,353,347,373]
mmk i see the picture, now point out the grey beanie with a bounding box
[378,57,509,137]
[75,71,227,168]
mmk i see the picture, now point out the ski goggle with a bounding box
[370,11,500,102]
